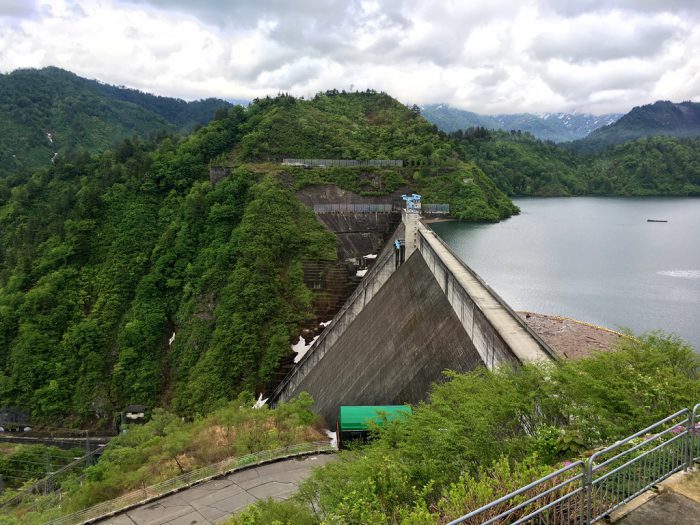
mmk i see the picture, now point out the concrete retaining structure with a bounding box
[276,249,485,426]
[270,224,405,408]
[271,214,554,425]
[416,223,554,367]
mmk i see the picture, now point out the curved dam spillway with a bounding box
[272,216,555,427]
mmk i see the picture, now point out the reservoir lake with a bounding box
[431,197,700,352]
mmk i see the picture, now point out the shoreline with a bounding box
[518,311,622,359]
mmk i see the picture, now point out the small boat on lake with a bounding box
[647,219,668,223]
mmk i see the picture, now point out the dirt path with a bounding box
[519,312,623,359]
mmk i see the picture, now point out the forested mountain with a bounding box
[454,128,700,196]
[572,100,700,153]
[0,67,231,177]
[0,90,516,427]
[421,104,621,142]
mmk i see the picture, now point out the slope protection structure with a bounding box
[272,213,554,426]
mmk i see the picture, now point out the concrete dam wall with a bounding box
[272,212,555,427]
[279,249,486,426]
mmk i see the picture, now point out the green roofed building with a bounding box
[338,405,412,447]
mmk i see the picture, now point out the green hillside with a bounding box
[0,67,230,177]
[454,128,700,197]
[0,90,516,427]
[572,100,700,153]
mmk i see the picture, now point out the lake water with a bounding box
[431,197,700,352]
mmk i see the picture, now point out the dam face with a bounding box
[290,250,486,426]
[272,206,554,427]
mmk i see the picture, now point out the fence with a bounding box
[313,203,394,213]
[45,441,333,525]
[282,158,403,167]
[422,203,450,214]
[1,445,104,508]
[448,403,700,524]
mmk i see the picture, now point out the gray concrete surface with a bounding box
[94,454,336,525]
[289,250,487,426]
[416,223,553,366]
[613,469,700,525]
[617,491,700,524]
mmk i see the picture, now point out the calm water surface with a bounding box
[431,197,700,351]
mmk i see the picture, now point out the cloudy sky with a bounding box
[1,0,699,114]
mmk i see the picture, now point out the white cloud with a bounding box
[0,0,699,113]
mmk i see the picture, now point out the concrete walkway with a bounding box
[613,469,700,524]
[95,453,335,525]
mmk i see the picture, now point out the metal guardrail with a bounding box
[2,446,104,508]
[449,403,700,524]
[282,158,403,167]
[447,461,586,525]
[313,203,394,213]
[422,203,450,214]
[44,441,334,525]
[587,408,692,522]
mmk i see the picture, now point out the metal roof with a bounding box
[338,405,412,432]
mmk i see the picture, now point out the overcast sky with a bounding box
[1,0,699,114]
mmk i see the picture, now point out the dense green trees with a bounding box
[0,90,517,426]
[0,67,230,177]
[454,128,700,196]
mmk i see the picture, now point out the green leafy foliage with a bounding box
[2,394,324,523]
[228,332,699,524]
[0,67,231,177]
[453,128,700,196]
[0,443,82,490]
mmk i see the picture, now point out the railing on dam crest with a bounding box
[416,224,555,367]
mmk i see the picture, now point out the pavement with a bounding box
[613,469,700,525]
[94,453,336,525]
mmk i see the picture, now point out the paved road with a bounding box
[95,453,336,525]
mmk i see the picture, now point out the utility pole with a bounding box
[44,451,52,494]
[85,430,91,466]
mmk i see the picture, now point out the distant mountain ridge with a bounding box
[421,104,622,142]
[571,100,700,152]
[0,67,232,176]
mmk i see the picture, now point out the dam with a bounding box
[271,195,555,426]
